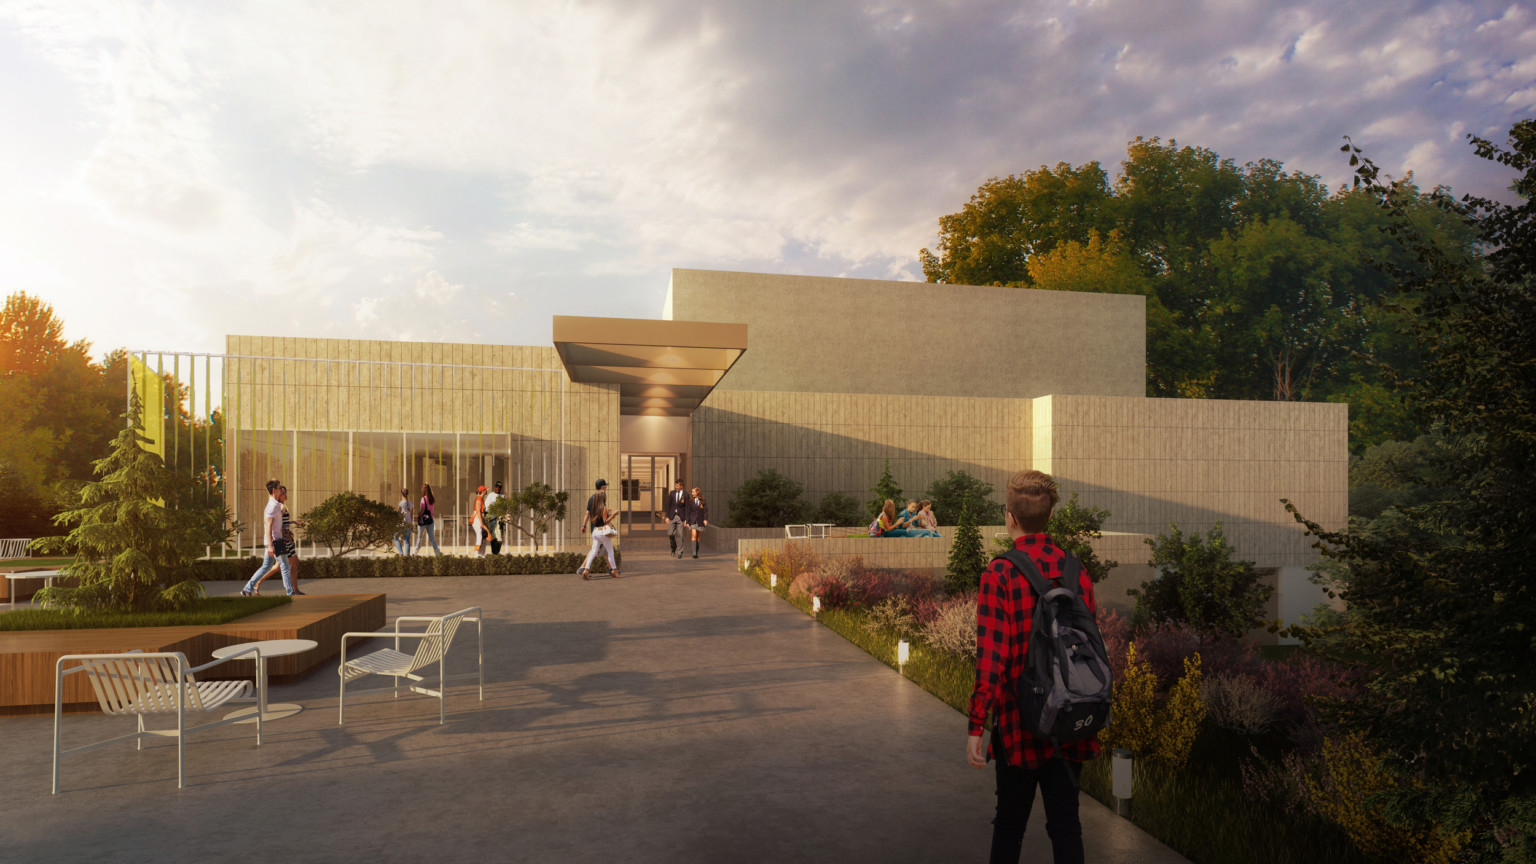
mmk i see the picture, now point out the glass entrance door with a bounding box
[620,454,677,534]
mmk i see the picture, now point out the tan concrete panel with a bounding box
[670,269,1144,400]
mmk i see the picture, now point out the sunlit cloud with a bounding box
[0,0,1531,355]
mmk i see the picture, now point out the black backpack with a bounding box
[999,549,1113,744]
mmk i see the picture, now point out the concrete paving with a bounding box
[0,537,1190,864]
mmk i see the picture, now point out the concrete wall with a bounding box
[1033,394,1348,569]
[620,416,691,454]
[666,269,1146,400]
[691,388,1029,528]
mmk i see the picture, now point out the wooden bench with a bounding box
[0,593,385,715]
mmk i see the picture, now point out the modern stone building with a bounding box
[140,268,1345,627]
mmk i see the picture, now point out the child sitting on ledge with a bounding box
[887,499,940,537]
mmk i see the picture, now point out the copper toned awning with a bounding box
[552,316,747,416]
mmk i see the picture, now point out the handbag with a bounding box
[417,506,434,526]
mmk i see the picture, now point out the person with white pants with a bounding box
[579,489,619,579]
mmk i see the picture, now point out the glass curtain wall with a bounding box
[133,351,569,557]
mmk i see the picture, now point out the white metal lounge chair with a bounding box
[53,648,261,793]
[338,607,483,725]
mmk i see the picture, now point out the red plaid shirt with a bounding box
[968,533,1101,768]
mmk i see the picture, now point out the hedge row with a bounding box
[193,551,619,581]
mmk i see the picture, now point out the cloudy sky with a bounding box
[2,0,1533,357]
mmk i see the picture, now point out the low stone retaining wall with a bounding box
[0,593,385,715]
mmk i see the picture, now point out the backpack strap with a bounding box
[999,550,1051,600]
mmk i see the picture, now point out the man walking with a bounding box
[581,479,608,535]
[486,481,504,555]
[664,479,687,555]
[967,469,1098,864]
[241,478,294,596]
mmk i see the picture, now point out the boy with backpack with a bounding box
[967,470,1111,864]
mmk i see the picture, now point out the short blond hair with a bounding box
[1006,470,1059,533]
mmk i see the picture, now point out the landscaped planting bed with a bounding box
[0,595,290,631]
[740,543,1373,864]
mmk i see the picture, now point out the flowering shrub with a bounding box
[1302,733,1470,864]
[815,554,864,586]
[1096,608,1130,685]
[863,595,919,640]
[1201,673,1278,736]
[1100,642,1157,757]
[921,592,978,656]
[811,574,858,610]
[1134,623,1263,690]
[1099,644,1205,770]
[1239,744,1319,819]
[1259,655,1356,747]
[1153,654,1206,770]
[758,542,821,587]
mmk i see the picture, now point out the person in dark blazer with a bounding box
[664,479,687,555]
[682,486,709,559]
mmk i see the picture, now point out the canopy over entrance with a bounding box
[552,316,747,416]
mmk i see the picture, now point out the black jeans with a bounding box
[990,730,1085,864]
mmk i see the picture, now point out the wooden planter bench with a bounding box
[0,594,385,715]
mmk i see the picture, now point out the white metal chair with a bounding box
[53,648,261,792]
[338,607,483,725]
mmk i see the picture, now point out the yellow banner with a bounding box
[129,355,165,462]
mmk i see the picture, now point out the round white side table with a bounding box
[213,639,318,733]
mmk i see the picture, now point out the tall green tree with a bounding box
[33,395,213,612]
[945,499,986,595]
[919,138,1475,448]
[866,458,904,518]
[1288,120,1536,861]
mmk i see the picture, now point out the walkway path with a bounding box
[0,537,1190,863]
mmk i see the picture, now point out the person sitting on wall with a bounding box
[918,499,941,536]
[886,499,939,537]
[868,499,897,537]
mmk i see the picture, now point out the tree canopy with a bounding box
[920,138,1475,448]
[1288,119,1536,861]
[0,293,128,536]
[32,395,216,612]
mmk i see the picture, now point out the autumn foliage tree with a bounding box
[0,293,126,537]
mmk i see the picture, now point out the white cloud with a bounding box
[0,0,1533,357]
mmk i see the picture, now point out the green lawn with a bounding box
[0,595,291,631]
[0,557,75,568]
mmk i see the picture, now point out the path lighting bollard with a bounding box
[897,640,910,670]
[770,573,777,589]
[1112,749,1133,817]
[812,596,821,615]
